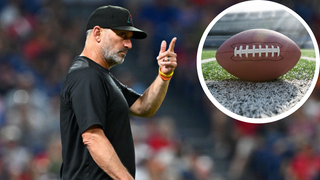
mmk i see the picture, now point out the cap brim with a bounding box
[111,26,147,39]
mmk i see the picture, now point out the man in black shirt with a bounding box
[59,5,177,180]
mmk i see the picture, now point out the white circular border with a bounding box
[197,0,320,124]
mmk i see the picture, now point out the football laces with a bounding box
[234,45,280,58]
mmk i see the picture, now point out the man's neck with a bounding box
[80,46,111,70]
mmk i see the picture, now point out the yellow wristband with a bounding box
[159,67,174,77]
[159,67,174,81]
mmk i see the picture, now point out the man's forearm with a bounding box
[82,127,134,180]
[130,37,177,117]
[130,75,170,117]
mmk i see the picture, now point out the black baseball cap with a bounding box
[86,5,147,39]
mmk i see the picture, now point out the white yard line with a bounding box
[301,56,317,61]
[201,56,317,63]
[201,58,216,63]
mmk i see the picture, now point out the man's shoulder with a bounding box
[68,56,91,73]
[67,56,101,77]
[62,57,104,88]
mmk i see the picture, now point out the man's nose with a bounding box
[124,39,132,49]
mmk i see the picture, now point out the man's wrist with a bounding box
[159,67,173,81]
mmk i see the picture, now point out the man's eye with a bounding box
[120,32,126,38]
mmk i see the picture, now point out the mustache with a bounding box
[118,48,129,54]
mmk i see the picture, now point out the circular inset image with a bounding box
[197,0,319,123]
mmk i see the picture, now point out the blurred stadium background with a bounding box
[204,3,313,50]
[0,0,319,180]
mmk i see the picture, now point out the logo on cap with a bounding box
[127,14,133,24]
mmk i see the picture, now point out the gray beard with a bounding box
[102,46,125,68]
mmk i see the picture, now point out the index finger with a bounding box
[168,37,177,52]
[159,40,167,54]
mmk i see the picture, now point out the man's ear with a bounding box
[92,26,102,43]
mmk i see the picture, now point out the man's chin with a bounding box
[117,56,125,64]
[105,57,124,68]
[118,58,124,65]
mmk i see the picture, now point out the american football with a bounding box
[215,29,301,82]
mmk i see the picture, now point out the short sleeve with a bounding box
[69,69,106,134]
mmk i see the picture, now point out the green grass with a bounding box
[301,49,316,58]
[202,50,217,60]
[202,61,238,81]
[202,49,316,81]
[279,59,316,80]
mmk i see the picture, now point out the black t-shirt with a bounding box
[59,56,140,180]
